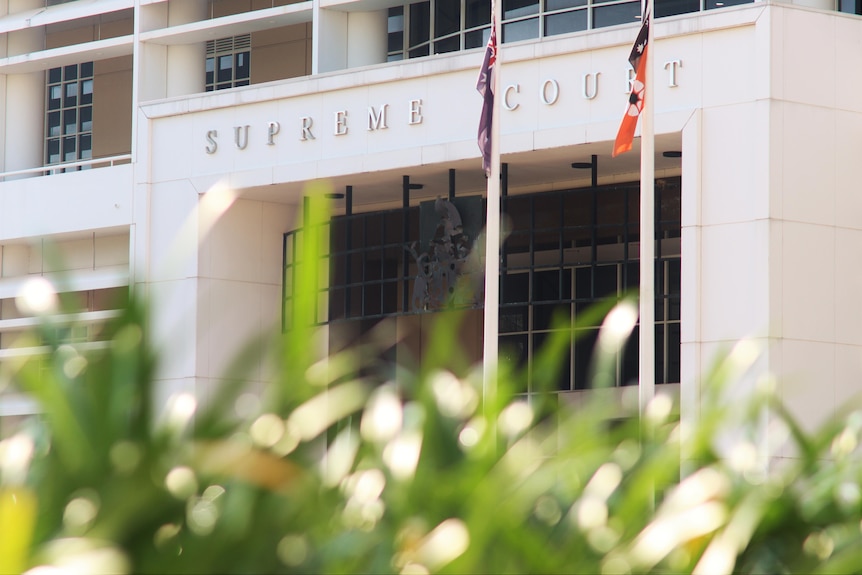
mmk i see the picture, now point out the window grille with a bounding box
[283,177,681,390]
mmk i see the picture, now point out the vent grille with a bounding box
[206,34,251,55]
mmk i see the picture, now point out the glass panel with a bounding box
[435,0,461,37]
[534,194,561,230]
[388,30,404,52]
[329,288,346,320]
[504,0,540,19]
[505,196,531,233]
[63,109,77,135]
[63,136,76,162]
[235,79,250,87]
[409,1,431,46]
[593,2,641,28]
[655,0,699,17]
[502,273,529,304]
[573,328,598,389]
[218,55,233,83]
[47,111,61,137]
[48,67,61,84]
[434,36,460,53]
[382,279,398,314]
[235,52,250,79]
[545,10,587,35]
[349,253,363,283]
[384,211,404,243]
[409,45,431,58]
[64,82,78,107]
[79,106,92,132]
[79,134,92,160]
[547,0,586,10]
[64,65,78,81]
[667,322,680,383]
[503,17,539,42]
[668,258,680,320]
[388,7,404,32]
[534,302,570,331]
[80,79,93,105]
[216,83,232,90]
[533,331,572,391]
[364,283,382,316]
[499,333,528,370]
[48,85,62,110]
[597,189,626,225]
[621,325,638,385]
[705,0,753,9]
[80,61,94,78]
[594,264,618,298]
[500,305,528,333]
[655,324,664,385]
[576,264,618,301]
[465,29,486,49]
[625,261,639,291]
[466,0,491,27]
[533,269,562,302]
[47,138,60,164]
[206,58,215,85]
[365,214,383,246]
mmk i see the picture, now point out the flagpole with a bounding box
[482,0,502,413]
[638,0,655,417]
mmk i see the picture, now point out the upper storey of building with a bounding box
[0,0,856,179]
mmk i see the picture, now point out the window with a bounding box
[839,0,862,13]
[283,177,681,391]
[45,62,93,170]
[206,35,251,91]
[388,0,761,61]
[499,179,680,391]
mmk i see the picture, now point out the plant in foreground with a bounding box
[2,198,862,574]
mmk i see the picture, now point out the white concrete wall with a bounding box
[766,7,862,451]
[137,174,295,410]
[680,5,862,464]
[0,165,134,241]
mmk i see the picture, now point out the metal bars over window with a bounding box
[498,178,680,390]
[283,177,681,389]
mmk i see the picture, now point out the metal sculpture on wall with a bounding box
[407,197,483,312]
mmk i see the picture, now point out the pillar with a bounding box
[5,0,44,176]
[346,11,388,68]
[166,0,207,97]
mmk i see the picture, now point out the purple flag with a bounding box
[476,23,497,178]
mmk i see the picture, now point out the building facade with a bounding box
[0,0,860,464]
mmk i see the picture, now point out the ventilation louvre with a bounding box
[206,34,252,55]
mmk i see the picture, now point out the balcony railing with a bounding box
[0,154,132,181]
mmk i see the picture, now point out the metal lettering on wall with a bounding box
[407,197,484,312]
[203,59,683,154]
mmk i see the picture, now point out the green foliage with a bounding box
[2,194,862,574]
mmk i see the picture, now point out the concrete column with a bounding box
[313,4,348,74]
[0,1,8,173]
[346,11,388,68]
[166,0,207,97]
[5,0,44,175]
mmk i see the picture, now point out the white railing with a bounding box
[0,154,132,181]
